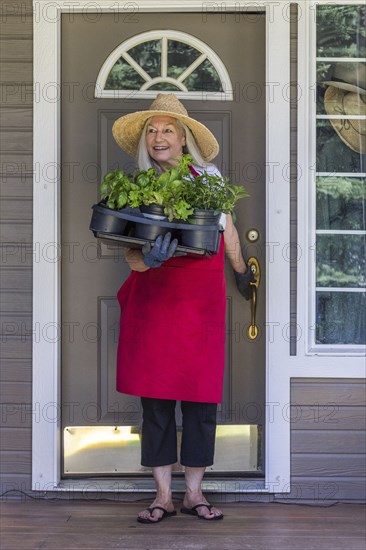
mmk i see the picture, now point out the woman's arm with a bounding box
[124,248,150,272]
[223,214,248,273]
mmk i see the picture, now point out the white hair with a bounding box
[136,117,213,171]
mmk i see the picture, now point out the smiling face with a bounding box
[145,116,186,169]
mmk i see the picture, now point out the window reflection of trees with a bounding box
[317,5,366,57]
[317,177,365,230]
[106,58,145,90]
[128,41,162,79]
[315,4,366,345]
[316,235,366,288]
[316,292,366,344]
[316,122,366,173]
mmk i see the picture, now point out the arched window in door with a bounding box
[95,30,233,100]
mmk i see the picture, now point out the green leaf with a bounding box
[117,192,127,209]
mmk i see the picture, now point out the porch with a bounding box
[1,499,365,549]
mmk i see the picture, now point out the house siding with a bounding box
[0,4,365,502]
[0,6,33,496]
[278,378,366,503]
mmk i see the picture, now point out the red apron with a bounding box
[116,236,226,403]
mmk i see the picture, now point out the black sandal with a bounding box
[137,506,177,524]
[180,503,224,520]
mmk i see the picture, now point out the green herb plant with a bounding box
[99,169,137,210]
[99,154,249,222]
[183,171,249,215]
[128,157,194,221]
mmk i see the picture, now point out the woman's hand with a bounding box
[124,233,178,271]
[142,233,178,268]
[234,269,255,300]
[224,214,253,299]
[124,248,150,272]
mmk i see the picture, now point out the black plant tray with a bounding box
[93,231,215,256]
[89,203,223,255]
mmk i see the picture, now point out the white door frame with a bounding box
[32,0,364,492]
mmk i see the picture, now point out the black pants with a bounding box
[140,398,218,467]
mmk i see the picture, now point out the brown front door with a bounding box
[61,12,265,476]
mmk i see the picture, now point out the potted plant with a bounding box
[179,163,249,249]
[89,169,136,236]
[92,157,195,240]
[128,156,194,220]
[90,154,249,251]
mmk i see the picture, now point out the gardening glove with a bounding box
[234,267,255,301]
[142,232,178,268]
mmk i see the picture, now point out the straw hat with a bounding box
[324,86,366,154]
[112,93,219,162]
[323,62,366,95]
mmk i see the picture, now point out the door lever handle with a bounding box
[247,257,260,340]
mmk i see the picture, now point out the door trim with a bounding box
[32,0,290,493]
[33,0,292,493]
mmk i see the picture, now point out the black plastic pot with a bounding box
[134,222,169,240]
[90,203,221,254]
[140,203,167,220]
[135,203,171,240]
[180,209,221,250]
[89,204,129,235]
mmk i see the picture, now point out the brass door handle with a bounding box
[247,257,260,340]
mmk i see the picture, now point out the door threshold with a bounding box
[56,477,266,493]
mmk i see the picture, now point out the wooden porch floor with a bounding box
[1,499,365,550]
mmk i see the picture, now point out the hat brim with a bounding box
[112,109,219,162]
[324,86,366,154]
[323,80,366,95]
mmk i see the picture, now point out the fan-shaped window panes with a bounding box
[105,58,146,90]
[167,40,201,78]
[149,82,182,91]
[96,31,233,100]
[128,40,161,79]
[184,58,222,92]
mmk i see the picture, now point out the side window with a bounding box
[314,4,366,348]
[95,30,233,100]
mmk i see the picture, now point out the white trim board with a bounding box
[32,0,364,494]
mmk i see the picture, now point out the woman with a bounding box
[112,94,253,523]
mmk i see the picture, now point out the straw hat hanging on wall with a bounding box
[323,62,366,154]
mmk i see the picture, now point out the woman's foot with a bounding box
[137,497,176,523]
[182,493,223,520]
[138,464,175,522]
[183,467,223,520]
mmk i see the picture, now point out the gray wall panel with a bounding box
[282,379,366,503]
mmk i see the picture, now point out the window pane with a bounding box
[317,61,366,115]
[316,62,331,115]
[316,177,366,230]
[167,40,201,78]
[316,120,366,173]
[127,40,161,78]
[316,291,366,345]
[316,235,366,288]
[317,5,366,58]
[148,82,182,91]
[105,58,146,90]
[184,58,223,92]
[315,5,366,348]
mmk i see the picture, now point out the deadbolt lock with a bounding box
[247,229,259,242]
